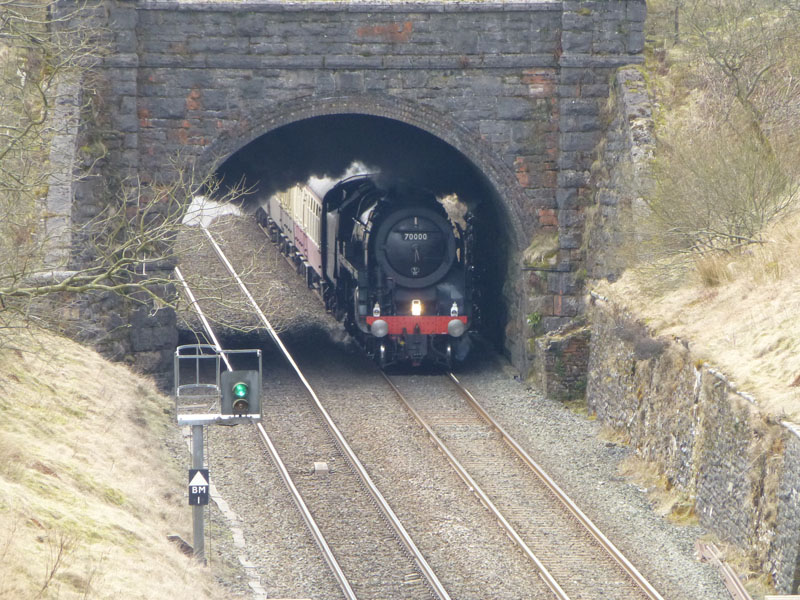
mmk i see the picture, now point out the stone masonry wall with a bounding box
[47,1,645,371]
[773,426,800,592]
[40,2,177,372]
[525,66,651,386]
[587,301,800,594]
[531,322,591,402]
[585,66,653,282]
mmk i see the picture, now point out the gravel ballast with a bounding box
[175,215,733,599]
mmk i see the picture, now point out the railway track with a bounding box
[286,337,559,599]
[383,371,665,600]
[180,225,450,600]
[175,265,349,598]
[178,219,670,599]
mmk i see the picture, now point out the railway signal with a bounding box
[221,370,260,415]
[174,346,263,561]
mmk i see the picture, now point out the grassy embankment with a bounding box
[0,329,223,599]
[598,210,800,420]
[597,0,800,421]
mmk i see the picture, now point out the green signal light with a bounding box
[221,369,259,416]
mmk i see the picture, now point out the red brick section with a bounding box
[537,325,591,402]
[514,156,530,186]
[553,294,564,317]
[138,108,151,128]
[356,22,413,43]
[523,70,556,98]
[538,208,558,228]
[185,88,202,111]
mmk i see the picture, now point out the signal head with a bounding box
[231,381,249,413]
[220,370,260,417]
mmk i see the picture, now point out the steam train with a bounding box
[255,174,474,367]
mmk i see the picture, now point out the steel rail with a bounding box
[696,542,753,600]
[447,372,666,600]
[176,258,357,600]
[174,266,233,372]
[200,225,452,600]
[381,372,571,600]
[254,422,357,600]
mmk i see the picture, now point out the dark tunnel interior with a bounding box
[213,114,509,351]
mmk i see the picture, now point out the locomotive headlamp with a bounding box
[448,319,466,337]
[371,319,389,338]
[450,302,459,317]
[411,299,422,316]
[373,302,381,317]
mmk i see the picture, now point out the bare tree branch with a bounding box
[0,2,262,348]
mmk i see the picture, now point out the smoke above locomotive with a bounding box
[257,169,474,367]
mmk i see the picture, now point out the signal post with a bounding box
[174,345,262,561]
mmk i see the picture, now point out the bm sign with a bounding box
[188,469,209,505]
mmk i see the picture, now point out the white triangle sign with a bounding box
[189,471,209,487]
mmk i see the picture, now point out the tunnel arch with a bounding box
[196,93,532,353]
[197,94,529,254]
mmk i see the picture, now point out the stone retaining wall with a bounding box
[530,322,591,402]
[576,63,800,592]
[587,301,800,593]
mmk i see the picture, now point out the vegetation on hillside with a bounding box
[601,0,800,417]
[0,328,226,598]
[638,0,800,273]
[0,1,253,348]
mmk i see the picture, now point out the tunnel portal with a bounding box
[58,0,645,371]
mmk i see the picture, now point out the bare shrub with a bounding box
[613,310,669,360]
[685,0,800,157]
[629,0,800,284]
[36,530,75,598]
[641,125,798,260]
[633,337,670,361]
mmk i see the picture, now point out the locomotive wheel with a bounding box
[446,343,453,371]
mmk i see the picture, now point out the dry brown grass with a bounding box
[0,328,223,599]
[597,210,800,421]
[617,455,698,525]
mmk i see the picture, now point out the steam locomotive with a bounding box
[255,174,474,367]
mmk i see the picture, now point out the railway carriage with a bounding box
[260,183,325,288]
[291,184,323,279]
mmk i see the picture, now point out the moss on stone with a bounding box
[523,231,559,269]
